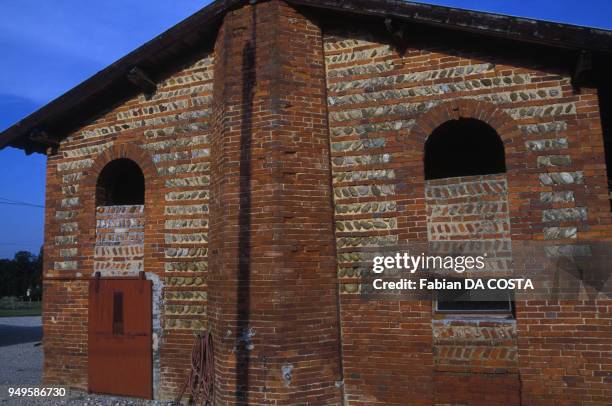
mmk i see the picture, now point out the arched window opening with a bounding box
[96,158,145,206]
[424,118,506,180]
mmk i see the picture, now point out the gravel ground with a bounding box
[0,317,188,405]
[0,316,43,386]
[0,389,177,405]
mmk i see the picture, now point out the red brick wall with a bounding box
[208,2,343,403]
[323,19,611,406]
[40,2,612,404]
[43,49,213,398]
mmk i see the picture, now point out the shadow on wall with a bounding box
[236,5,256,403]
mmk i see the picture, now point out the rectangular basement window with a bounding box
[435,288,515,318]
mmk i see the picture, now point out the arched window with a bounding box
[96,158,145,206]
[424,118,506,180]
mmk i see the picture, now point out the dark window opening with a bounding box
[424,118,506,180]
[436,287,514,316]
[96,158,145,206]
[597,84,612,211]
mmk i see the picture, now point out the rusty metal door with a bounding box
[88,276,152,399]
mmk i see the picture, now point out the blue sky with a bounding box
[0,0,611,259]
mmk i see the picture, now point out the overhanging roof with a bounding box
[2,0,612,154]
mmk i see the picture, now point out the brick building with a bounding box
[1,0,611,404]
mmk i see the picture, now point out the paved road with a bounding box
[0,316,42,386]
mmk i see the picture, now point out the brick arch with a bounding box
[395,99,529,243]
[76,142,165,262]
[410,99,523,171]
[83,143,160,194]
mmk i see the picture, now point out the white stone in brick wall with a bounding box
[328,64,496,92]
[96,205,144,215]
[165,261,207,272]
[525,138,568,151]
[158,163,210,176]
[328,75,538,107]
[337,266,368,278]
[94,245,144,258]
[165,304,206,315]
[59,248,78,258]
[432,323,516,343]
[479,87,561,104]
[55,210,77,220]
[94,260,143,272]
[60,222,78,233]
[334,185,395,200]
[519,121,567,135]
[164,318,206,330]
[331,119,414,138]
[164,204,209,215]
[143,122,209,139]
[336,235,398,248]
[428,201,507,217]
[191,148,210,159]
[335,200,397,215]
[60,197,79,208]
[332,153,391,168]
[164,233,208,244]
[57,159,93,172]
[165,248,208,258]
[142,84,213,103]
[152,151,190,163]
[96,218,145,229]
[542,207,587,222]
[62,143,113,159]
[54,261,77,271]
[165,190,209,202]
[96,232,144,245]
[165,291,207,301]
[62,172,83,184]
[327,60,394,79]
[539,171,584,185]
[142,134,209,151]
[544,226,578,240]
[540,191,575,203]
[338,251,382,263]
[333,169,395,184]
[191,95,213,107]
[329,102,431,122]
[340,283,360,294]
[331,138,385,152]
[158,70,213,88]
[61,185,79,195]
[544,244,591,258]
[425,179,507,199]
[537,155,572,167]
[428,220,509,238]
[165,276,205,287]
[505,103,576,119]
[165,219,208,229]
[336,218,397,232]
[116,100,188,120]
[325,45,392,64]
[55,235,77,245]
[428,239,512,254]
[165,176,210,188]
[324,34,377,51]
[79,109,211,139]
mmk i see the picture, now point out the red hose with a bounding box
[174,331,214,405]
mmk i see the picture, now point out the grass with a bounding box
[0,302,41,317]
